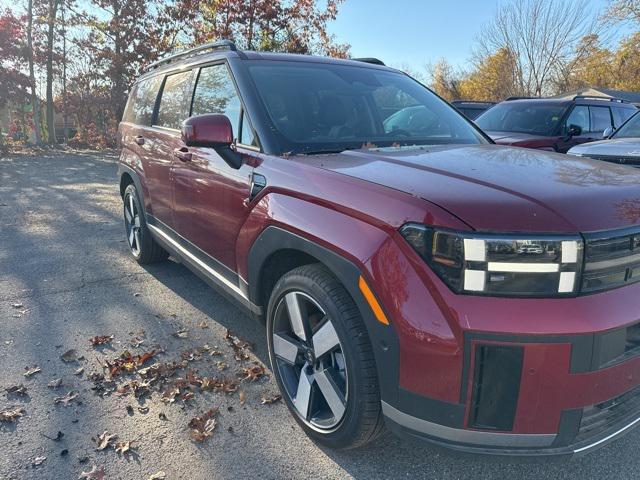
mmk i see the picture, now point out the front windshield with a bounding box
[613,112,640,138]
[246,61,487,154]
[476,102,566,136]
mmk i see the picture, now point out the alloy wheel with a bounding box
[271,291,348,430]
[124,192,141,257]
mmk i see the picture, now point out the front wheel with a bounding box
[266,264,385,449]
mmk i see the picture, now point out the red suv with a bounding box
[118,41,640,456]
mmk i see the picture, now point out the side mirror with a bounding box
[181,114,242,169]
[566,124,582,138]
[603,126,615,139]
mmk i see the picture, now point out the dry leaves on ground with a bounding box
[89,335,114,346]
[225,329,252,361]
[149,472,166,480]
[188,408,219,442]
[5,384,28,396]
[198,321,209,329]
[239,364,266,382]
[54,391,79,406]
[95,431,118,450]
[114,440,136,454]
[260,393,282,405]
[104,349,157,377]
[32,456,46,466]
[23,366,41,377]
[79,465,105,479]
[0,406,25,422]
[48,378,62,388]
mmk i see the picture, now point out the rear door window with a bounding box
[564,105,589,134]
[589,106,612,134]
[155,71,195,130]
[122,75,163,126]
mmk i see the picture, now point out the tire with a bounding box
[266,264,385,449]
[122,184,168,265]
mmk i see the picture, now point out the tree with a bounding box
[428,59,462,101]
[458,48,520,101]
[27,0,42,144]
[604,0,640,24]
[476,0,595,96]
[44,0,60,144]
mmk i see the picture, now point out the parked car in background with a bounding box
[568,111,640,166]
[476,96,637,153]
[451,100,495,120]
[118,41,640,456]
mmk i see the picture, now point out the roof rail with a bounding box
[352,57,386,66]
[146,40,238,72]
[505,96,540,101]
[573,95,628,104]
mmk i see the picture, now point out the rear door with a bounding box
[559,105,592,152]
[147,70,195,229]
[589,105,613,139]
[172,62,258,272]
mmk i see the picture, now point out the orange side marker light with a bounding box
[358,276,390,325]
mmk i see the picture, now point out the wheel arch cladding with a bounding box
[247,226,401,406]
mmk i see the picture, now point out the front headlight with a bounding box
[400,224,583,297]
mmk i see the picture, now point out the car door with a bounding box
[172,62,258,273]
[558,105,595,152]
[147,70,196,230]
[589,105,613,140]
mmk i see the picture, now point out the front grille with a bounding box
[582,230,640,293]
[584,154,640,167]
[575,384,640,444]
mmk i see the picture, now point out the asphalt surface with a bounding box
[1,150,640,479]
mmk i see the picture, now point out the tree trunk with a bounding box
[45,0,59,145]
[27,0,42,145]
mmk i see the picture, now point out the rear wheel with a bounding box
[266,264,385,449]
[123,184,168,265]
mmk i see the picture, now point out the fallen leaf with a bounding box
[188,408,219,442]
[198,321,209,329]
[217,361,228,371]
[225,330,252,361]
[149,472,166,480]
[130,337,144,347]
[95,431,117,451]
[239,390,247,405]
[89,335,114,346]
[11,302,23,309]
[54,391,79,406]
[32,456,46,466]
[114,440,136,454]
[260,393,282,405]
[5,384,28,396]
[172,329,188,339]
[0,407,25,422]
[60,349,79,362]
[239,364,266,382]
[23,366,41,377]
[74,367,85,376]
[48,378,62,389]
[79,465,105,480]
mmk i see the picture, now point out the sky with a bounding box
[327,0,625,74]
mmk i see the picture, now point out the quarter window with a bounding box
[612,107,636,128]
[122,75,163,126]
[192,65,243,141]
[155,71,195,130]
[589,106,612,134]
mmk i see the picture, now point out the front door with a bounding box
[172,62,258,273]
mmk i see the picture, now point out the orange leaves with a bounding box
[188,408,219,443]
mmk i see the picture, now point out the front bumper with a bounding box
[367,235,640,456]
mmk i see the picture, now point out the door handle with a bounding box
[135,135,145,146]
[173,147,192,162]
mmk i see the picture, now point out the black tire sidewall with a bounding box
[266,265,376,449]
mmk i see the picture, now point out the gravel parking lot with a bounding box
[1,150,639,479]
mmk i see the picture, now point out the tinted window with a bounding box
[614,112,640,138]
[564,105,589,134]
[589,106,612,134]
[476,103,566,136]
[155,71,194,130]
[247,61,485,154]
[612,107,636,128]
[122,75,163,126]
[192,65,242,139]
[239,111,256,146]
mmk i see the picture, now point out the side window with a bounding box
[122,76,163,126]
[564,105,589,134]
[239,111,256,146]
[589,106,612,134]
[192,65,242,140]
[612,107,636,128]
[155,71,195,130]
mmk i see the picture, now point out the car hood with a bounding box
[568,137,640,157]
[484,131,548,144]
[296,144,640,233]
